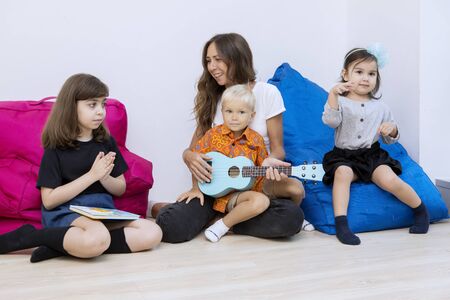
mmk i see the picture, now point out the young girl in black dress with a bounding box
[0,74,162,262]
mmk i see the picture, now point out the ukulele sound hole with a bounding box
[228,166,240,178]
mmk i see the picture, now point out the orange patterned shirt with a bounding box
[193,124,268,213]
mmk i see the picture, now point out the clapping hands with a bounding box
[90,151,116,181]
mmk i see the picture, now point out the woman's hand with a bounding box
[89,151,116,181]
[183,149,212,183]
[177,187,205,206]
[262,157,290,181]
[379,122,398,137]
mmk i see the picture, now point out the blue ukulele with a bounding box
[198,151,325,197]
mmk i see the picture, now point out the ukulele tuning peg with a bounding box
[312,166,316,170]
[313,160,318,164]
[303,161,307,165]
[301,173,306,178]
[301,166,306,170]
[312,174,316,178]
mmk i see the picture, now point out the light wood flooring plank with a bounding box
[0,219,449,299]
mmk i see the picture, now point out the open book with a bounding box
[69,205,140,220]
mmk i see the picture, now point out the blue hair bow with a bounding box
[367,43,389,69]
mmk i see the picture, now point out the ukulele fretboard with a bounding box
[242,166,293,177]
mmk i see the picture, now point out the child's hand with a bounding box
[177,187,204,206]
[90,151,116,181]
[102,152,116,179]
[379,122,398,137]
[262,157,290,181]
[330,82,355,96]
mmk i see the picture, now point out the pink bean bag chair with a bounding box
[0,97,153,234]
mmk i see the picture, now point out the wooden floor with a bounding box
[1,219,449,300]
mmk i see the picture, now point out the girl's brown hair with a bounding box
[42,73,109,149]
[340,48,381,99]
[194,33,256,136]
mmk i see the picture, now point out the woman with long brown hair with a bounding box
[156,33,305,243]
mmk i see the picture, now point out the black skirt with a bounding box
[322,141,402,185]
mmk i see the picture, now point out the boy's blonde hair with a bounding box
[221,84,256,111]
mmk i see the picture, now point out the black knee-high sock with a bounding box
[335,216,361,245]
[0,225,70,254]
[30,246,64,263]
[410,202,429,234]
[104,228,131,254]
[30,226,74,263]
[0,224,36,254]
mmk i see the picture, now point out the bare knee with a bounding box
[135,220,163,251]
[78,227,111,258]
[377,174,403,192]
[248,193,270,215]
[287,180,305,204]
[334,166,354,183]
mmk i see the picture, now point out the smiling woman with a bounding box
[154,33,305,243]
[205,43,229,87]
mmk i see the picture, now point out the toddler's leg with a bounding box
[333,166,360,245]
[205,191,270,242]
[372,165,429,234]
[409,202,429,233]
[335,216,360,245]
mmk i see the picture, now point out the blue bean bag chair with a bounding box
[268,63,448,234]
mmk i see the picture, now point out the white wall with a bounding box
[1,0,446,207]
[347,0,450,181]
[420,0,450,181]
[0,0,347,206]
[347,0,421,161]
